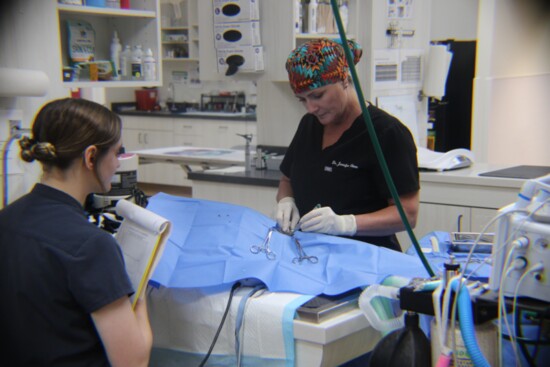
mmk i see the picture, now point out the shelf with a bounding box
[162,41,189,44]
[161,26,190,31]
[295,33,355,40]
[57,4,156,18]
[62,80,161,88]
[162,58,198,62]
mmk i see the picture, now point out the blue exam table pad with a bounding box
[146,193,430,295]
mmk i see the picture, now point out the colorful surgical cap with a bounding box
[285,38,363,94]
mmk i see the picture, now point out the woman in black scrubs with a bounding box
[276,38,420,251]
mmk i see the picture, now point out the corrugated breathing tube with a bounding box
[450,278,490,367]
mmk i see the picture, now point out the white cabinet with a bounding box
[57,1,162,87]
[121,116,174,184]
[396,167,522,250]
[173,118,256,149]
[121,115,256,186]
[160,0,199,62]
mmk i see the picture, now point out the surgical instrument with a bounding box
[250,226,277,260]
[292,237,319,265]
[275,224,318,265]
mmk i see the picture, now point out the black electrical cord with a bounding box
[514,308,547,366]
[329,0,434,276]
[198,281,242,367]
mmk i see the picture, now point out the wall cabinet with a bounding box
[160,0,199,62]
[121,115,256,186]
[57,0,162,87]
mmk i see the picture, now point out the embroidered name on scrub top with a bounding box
[333,160,358,168]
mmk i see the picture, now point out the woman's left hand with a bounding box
[299,207,357,236]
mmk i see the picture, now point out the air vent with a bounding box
[375,64,398,82]
[401,55,421,82]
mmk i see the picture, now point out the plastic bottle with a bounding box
[294,0,302,34]
[119,45,131,80]
[143,48,156,81]
[339,0,349,32]
[131,45,143,80]
[308,0,318,34]
[110,31,122,80]
[106,0,120,8]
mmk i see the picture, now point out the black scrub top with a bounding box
[280,104,419,250]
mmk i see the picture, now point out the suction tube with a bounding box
[450,279,490,367]
[329,0,434,277]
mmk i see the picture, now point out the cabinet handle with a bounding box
[138,132,142,144]
[457,214,463,232]
[144,133,148,145]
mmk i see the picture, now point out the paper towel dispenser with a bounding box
[0,67,49,97]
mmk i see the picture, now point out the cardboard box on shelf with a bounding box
[214,21,261,49]
[213,0,260,23]
[216,46,264,75]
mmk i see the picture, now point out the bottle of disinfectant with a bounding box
[119,45,131,80]
[143,48,156,81]
[131,45,143,80]
[110,31,122,80]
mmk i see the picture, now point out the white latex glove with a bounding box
[298,206,357,236]
[276,197,300,234]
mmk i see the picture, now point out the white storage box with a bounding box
[217,46,264,74]
[265,155,284,171]
[214,21,261,49]
[213,0,260,23]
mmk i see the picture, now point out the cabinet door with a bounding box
[173,119,206,146]
[470,208,498,233]
[136,130,175,184]
[121,129,146,151]
[415,203,471,238]
[210,121,250,149]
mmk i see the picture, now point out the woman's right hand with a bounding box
[276,197,300,234]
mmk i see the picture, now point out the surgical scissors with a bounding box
[250,226,277,260]
[292,237,319,265]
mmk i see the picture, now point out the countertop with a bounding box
[188,167,281,188]
[117,110,257,121]
[188,163,532,189]
[112,102,257,121]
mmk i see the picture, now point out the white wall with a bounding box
[472,0,550,165]
[430,0,478,41]
[0,0,69,207]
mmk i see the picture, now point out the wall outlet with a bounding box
[9,120,22,137]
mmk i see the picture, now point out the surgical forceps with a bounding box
[292,237,319,265]
[250,226,277,260]
[275,225,318,265]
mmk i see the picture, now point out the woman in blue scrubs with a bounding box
[0,98,152,366]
